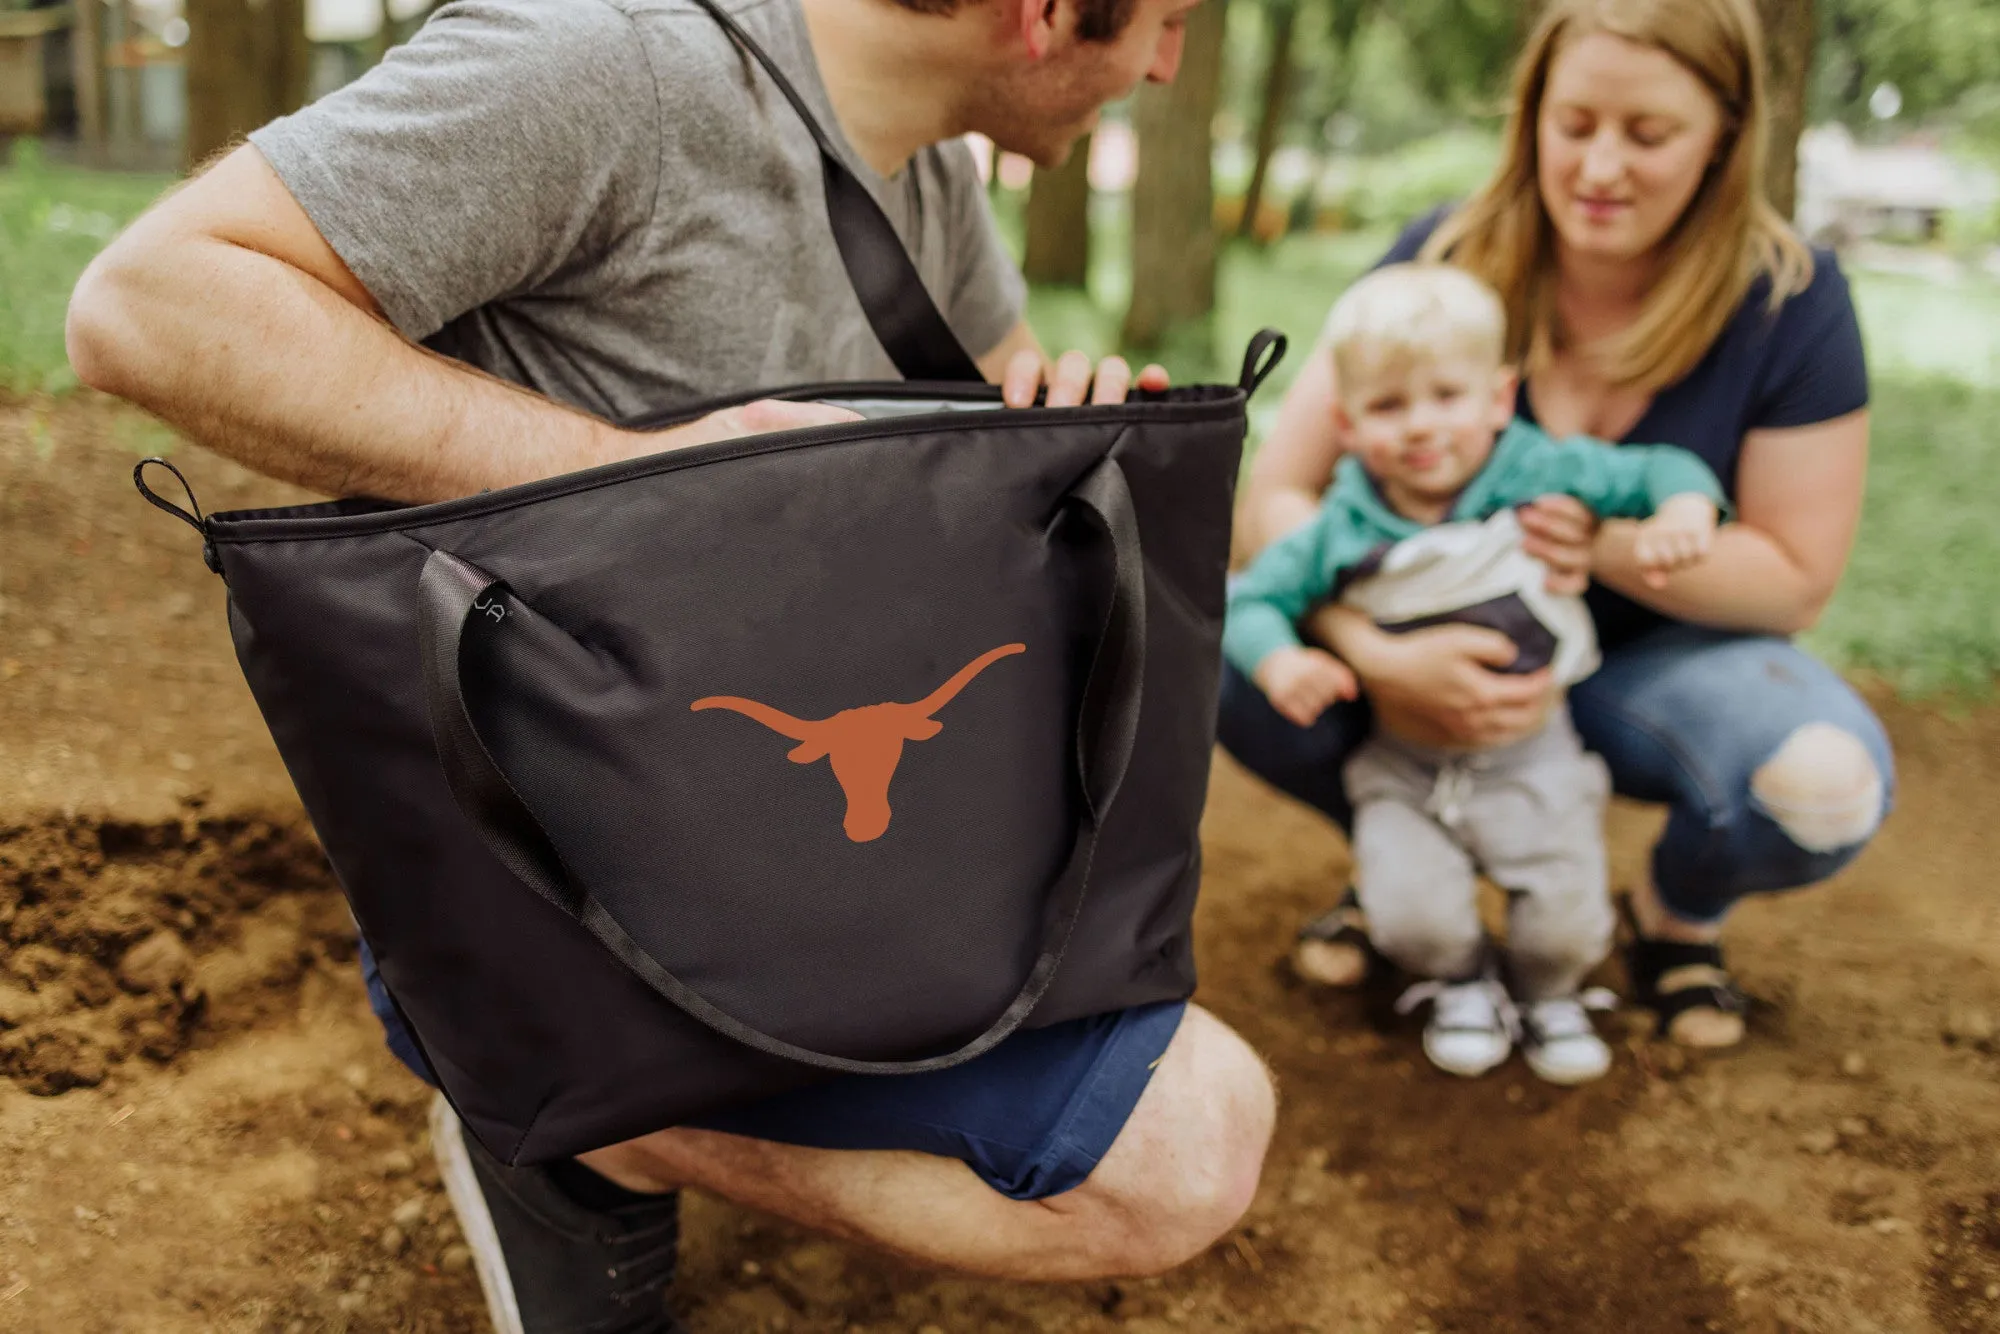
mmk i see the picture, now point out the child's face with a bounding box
[1335,350,1518,513]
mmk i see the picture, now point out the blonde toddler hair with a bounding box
[1324,262,1509,400]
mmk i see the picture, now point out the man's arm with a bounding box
[66,147,836,504]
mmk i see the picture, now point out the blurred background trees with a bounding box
[2,0,1994,379]
[183,0,309,168]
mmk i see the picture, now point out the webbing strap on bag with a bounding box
[690,0,984,384]
[417,455,1148,1075]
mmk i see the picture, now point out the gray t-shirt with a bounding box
[249,0,1025,421]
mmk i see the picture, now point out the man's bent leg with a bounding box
[581,1004,1276,1281]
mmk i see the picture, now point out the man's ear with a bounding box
[1017,0,1062,59]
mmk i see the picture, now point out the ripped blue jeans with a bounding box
[1216,624,1895,925]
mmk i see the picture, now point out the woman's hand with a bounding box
[1517,494,1600,596]
[1311,606,1558,748]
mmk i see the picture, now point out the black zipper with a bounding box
[207,391,1246,543]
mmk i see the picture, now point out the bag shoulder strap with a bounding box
[689,0,984,383]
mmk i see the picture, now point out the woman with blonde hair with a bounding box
[1222,0,1893,1048]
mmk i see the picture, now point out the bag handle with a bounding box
[689,0,984,384]
[416,455,1146,1075]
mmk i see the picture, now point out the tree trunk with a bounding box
[1237,1,1298,243]
[1022,132,1093,288]
[1756,0,1814,218]
[183,0,311,170]
[70,0,105,156]
[369,0,395,67]
[1120,0,1229,355]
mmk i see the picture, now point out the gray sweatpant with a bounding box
[1343,710,1614,1000]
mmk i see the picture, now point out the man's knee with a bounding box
[1061,1006,1275,1277]
[1750,722,1887,854]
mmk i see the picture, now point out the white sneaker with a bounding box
[1397,976,1517,1078]
[1519,990,1617,1085]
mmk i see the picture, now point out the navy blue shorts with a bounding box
[361,941,1183,1201]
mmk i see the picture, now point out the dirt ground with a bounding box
[2,395,1997,1334]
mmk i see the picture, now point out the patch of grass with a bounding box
[109,411,180,458]
[0,140,174,396]
[1847,268,2000,388]
[1804,375,2000,697]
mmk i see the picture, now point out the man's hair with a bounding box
[1323,263,1508,396]
[887,0,1140,42]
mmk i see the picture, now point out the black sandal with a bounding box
[1618,897,1746,1037]
[1293,886,1380,985]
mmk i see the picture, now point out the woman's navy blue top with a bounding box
[1377,210,1870,648]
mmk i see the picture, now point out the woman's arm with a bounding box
[1236,347,1344,556]
[1590,409,1868,635]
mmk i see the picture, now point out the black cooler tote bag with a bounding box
[134,0,1288,1165]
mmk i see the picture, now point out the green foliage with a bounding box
[1375,0,1518,112]
[0,141,173,396]
[1815,0,2000,130]
[1315,128,1498,230]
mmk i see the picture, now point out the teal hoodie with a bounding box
[1223,419,1727,676]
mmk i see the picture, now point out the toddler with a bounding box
[1224,263,1725,1083]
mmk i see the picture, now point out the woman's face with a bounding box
[1536,31,1728,266]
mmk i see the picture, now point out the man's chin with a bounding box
[997,116,1099,171]
[1028,142,1074,170]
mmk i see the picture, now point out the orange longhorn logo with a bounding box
[691,643,1027,842]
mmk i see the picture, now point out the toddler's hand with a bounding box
[1633,494,1718,589]
[1253,646,1359,728]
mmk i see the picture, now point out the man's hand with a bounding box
[653,398,863,453]
[1631,493,1719,588]
[1517,494,1600,596]
[1251,646,1359,729]
[1000,348,1170,408]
